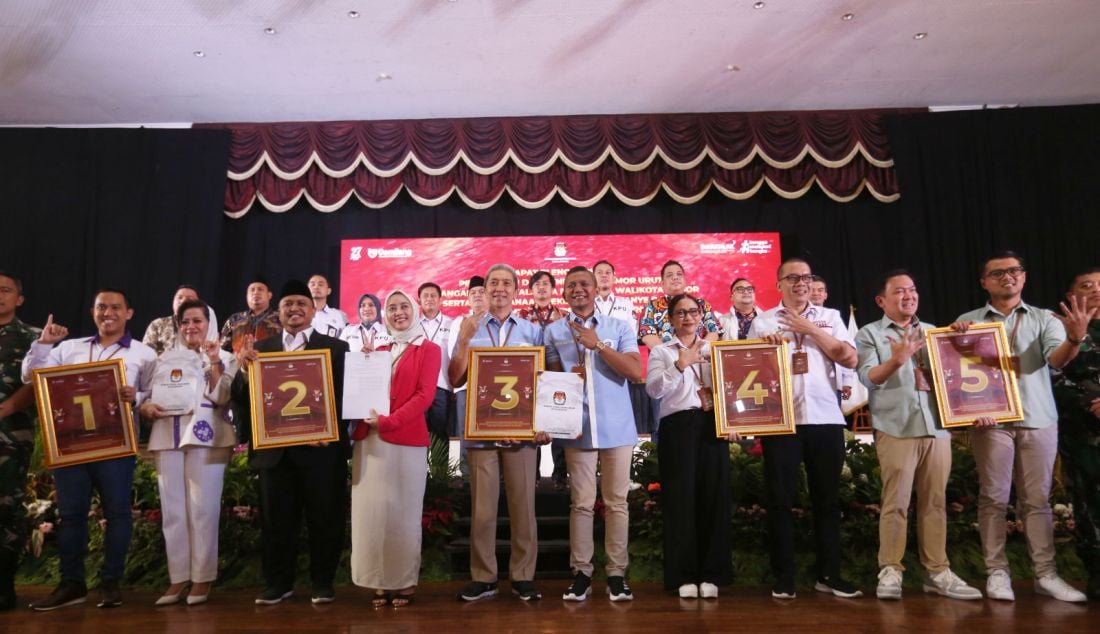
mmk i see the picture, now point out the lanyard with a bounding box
[595,296,612,316]
[88,341,123,363]
[285,333,307,351]
[423,317,443,343]
[684,336,704,384]
[486,317,513,347]
[1006,311,1024,355]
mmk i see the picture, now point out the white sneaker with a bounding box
[1034,574,1087,603]
[876,567,902,600]
[923,569,982,600]
[678,583,698,599]
[699,582,718,599]
[985,569,1015,601]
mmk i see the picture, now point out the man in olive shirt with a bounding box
[953,250,1089,602]
[856,269,980,601]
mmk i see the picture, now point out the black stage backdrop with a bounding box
[1,105,1096,337]
[0,128,230,336]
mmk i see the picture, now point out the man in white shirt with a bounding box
[23,289,157,611]
[720,277,761,341]
[748,259,862,600]
[810,276,854,402]
[418,282,453,439]
[308,274,348,338]
[593,260,638,338]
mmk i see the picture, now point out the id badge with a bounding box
[571,365,586,382]
[791,351,809,375]
[697,386,714,412]
[913,366,932,392]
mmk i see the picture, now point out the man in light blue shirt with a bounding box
[448,264,547,603]
[545,266,641,603]
[952,250,1089,603]
[856,269,980,601]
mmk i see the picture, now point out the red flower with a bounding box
[748,438,763,456]
[142,509,162,524]
[647,482,661,492]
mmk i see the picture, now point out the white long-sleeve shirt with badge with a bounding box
[746,304,853,426]
[21,332,157,404]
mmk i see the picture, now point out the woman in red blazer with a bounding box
[349,290,441,608]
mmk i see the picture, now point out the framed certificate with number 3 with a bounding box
[32,359,138,468]
[465,347,545,441]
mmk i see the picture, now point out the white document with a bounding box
[535,371,584,439]
[343,351,392,419]
[149,350,202,416]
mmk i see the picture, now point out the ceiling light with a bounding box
[347,10,360,18]
[193,50,205,58]
[913,32,927,40]
[377,72,392,81]
[753,1,765,8]
[841,13,854,21]
[725,64,740,72]
[264,27,277,35]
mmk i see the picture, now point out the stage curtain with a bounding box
[196,110,908,215]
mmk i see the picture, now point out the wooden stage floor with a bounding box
[4,581,1096,633]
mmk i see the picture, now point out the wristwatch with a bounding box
[595,341,609,353]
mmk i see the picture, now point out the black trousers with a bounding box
[761,424,845,584]
[657,409,733,590]
[257,456,348,589]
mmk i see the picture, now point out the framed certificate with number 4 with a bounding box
[710,339,796,437]
[32,359,138,468]
[248,349,341,449]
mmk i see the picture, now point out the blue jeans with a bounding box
[52,455,136,583]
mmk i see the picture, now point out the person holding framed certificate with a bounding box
[138,299,238,606]
[545,267,642,603]
[746,258,862,600]
[448,263,549,603]
[230,280,351,606]
[21,289,156,611]
[646,293,740,599]
[855,270,981,601]
[348,290,441,608]
[952,251,1091,603]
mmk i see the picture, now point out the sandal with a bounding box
[372,592,392,608]
[392,592,415,608]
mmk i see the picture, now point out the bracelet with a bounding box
[1068,335,1085,345]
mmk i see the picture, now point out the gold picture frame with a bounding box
[465,347,545,441]
[925,322,1024,428]
[32,358,138,468]
[248,349,340,449]
[711,339,796,437]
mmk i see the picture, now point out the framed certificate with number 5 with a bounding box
[710,339,796,437]
[465,347,545,441]
[248,349,340,449]
[32,359,138,468]
[925,322,1024,428]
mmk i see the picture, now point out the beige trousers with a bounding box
[467,446,538,582]
[565,445,633,577]
[968,425,1058,577]
[875,432,951,574]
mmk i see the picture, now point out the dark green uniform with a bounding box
[1052,318,1100,598]
[0,317,40,560]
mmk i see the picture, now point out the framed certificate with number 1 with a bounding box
[465,347,544,441]
[710,339,796,437]
[248,349,340,449]
[32,359,138,468]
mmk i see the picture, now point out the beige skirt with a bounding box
[349,432,427,590]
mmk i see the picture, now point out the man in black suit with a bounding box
[232,280,351,606]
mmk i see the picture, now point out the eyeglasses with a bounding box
[733,286,755,294]
[984,266,1025,280]
[780,274,814,284]
[672,308,701,318]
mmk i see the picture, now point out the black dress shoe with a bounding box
[254,586,294,605]
[310,583,335,604]
[97,579,123,608]
[29,581,88,611]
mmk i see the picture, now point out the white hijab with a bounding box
[383,290,426,346]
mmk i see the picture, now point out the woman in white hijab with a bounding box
[349,290,441,608]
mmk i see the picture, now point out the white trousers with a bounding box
[155,447,231,583]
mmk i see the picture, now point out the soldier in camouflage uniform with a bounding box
[1052,267,1100,600]
[0,272,40,610]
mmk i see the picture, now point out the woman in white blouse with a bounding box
[138,299,237,606]
[646,293,740,600]
[340,292,389,350]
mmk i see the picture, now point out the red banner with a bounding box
[339,233,781,319]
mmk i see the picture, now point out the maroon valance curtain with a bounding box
[196,110,905,216]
